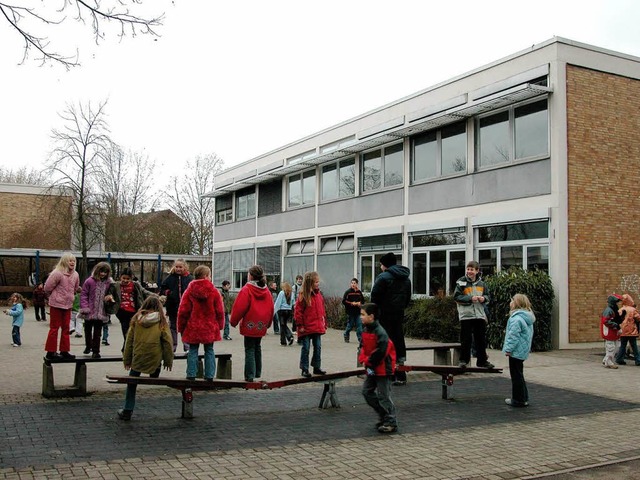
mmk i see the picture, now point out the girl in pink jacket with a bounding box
[44,253,80,360]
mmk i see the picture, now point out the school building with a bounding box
[207,37,640,349]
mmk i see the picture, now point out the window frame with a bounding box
[321,157,356,201]
[411,121,467,184]
[360,142,404,194]
[288,168,316,208]
[235,188,256,221]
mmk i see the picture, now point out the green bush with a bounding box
[484,267,554,352]
[404,296,459,342]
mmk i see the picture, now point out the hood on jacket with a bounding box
[245,281,273,301]
[512,309,535,326]
[187,278,216,300]
[622,294,635,307]
[140,311,161,327]
[386,265,410,280]
[608,294,623,309]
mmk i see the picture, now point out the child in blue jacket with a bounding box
[4,293,26,347]
[502,293,535,408]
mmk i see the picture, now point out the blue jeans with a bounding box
[299,334,322,371]
[362,375,397,426]
[616,337,640,364]
[12,325,21,346]
[273,312,280,333]
[344,312,362,343]
[102,322,109,342]
[187,343,215,379]
[244,337,262,381]
[223,313,230,338]
[123,367,160,411]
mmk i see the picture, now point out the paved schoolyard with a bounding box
[1,308,640,479]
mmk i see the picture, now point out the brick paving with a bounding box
[1,308,639,479]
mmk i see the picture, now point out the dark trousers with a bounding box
[278,310,293,345]
[460,318,489,365]
[362,375,397,426]
[84,320,104,354]
[34,305,46,321]
[508,356,528,404]
[380,313,407,382]
[243,336,262,381]
[116,310,136,351]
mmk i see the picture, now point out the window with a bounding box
[215,195,233,225]
[236,188,256,220]
[286,239,314,255]
[257,246,281,288]
[232,248,254,289]
[477,99,548,168]
[320,235,354,253]
[362,143,403,192]
[410,227,466,296]
[412,122,466,182]
[476,220,549,274]
[258,180,282,217]
[322,158,355,200]
[359,253,403,292]
[288,169,316,207]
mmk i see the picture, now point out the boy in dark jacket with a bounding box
[358,303,398,434]
[342,278,365,343]
[32,283,47,322]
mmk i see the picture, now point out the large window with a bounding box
[476,220,549,274]
[362,143,403,192]
[360,253,403,293]
[322,158,355,200]
[410,227,466,296]
[236,188,256,220]
[288,169,316,207]
[412,122,466,182]
[477,99,548,168]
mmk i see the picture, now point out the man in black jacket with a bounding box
[370,252,411,385]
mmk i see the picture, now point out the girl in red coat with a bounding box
[294,271,327,378]
[230,265,274,382]
[177,265,225,380]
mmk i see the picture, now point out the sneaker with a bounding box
[288,336,294,346]
[378,424,398,433]
[69,328,75,334]
[392,380,407,386]
[458,361,468,368]
[46,352,62,360]
[11,343,18,347]
[223,335,232,340]
[92,353,101,359]
[505,398,528,407]
[343,335,350,343]
[477,361,495,369]
[313,368,327,375]
[75,334,83,338]
[102,340,110,346]
[301,369,312,378]
[60,352,76,359]
[117,409,132,421]
[605,364,619,369]
[83,347,92,354]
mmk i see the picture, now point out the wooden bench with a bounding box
[43,352,232,398]
[398,364,502,399]
[107,369,366,418]
[405,343,462,365]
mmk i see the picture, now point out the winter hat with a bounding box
[380,252,397,268]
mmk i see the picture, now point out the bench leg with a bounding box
[216,357,232,380]
[452,348,461,366]
[441,374,454,400]
[42,363,56,398]
[181,388,194,419]
[433,350,451,365]
[73,362,87,395]
[319,381,340,409]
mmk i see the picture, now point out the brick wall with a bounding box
[566,65,640,342]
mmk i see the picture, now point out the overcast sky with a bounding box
[1,0,639,187]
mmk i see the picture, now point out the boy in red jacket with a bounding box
[600,294,623,369]
[358,302,398,433]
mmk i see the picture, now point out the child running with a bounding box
[118,295,174,420]
[294,271,327,378]
[502,293,535,408]
[358,302,398,433]
[4,293,26,347]
[177,265,225,380]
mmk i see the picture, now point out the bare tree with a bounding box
[46,99,111,279]
[165,154,224,255]
[0,0,164,69]
[0,166,47,184]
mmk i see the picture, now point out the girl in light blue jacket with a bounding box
[502,294,535,408]
[4,293,26,347]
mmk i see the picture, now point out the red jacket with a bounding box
[177,278,225,344]
[230,282,274,337]
[293,289,326,337]
[358,320,396,376]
